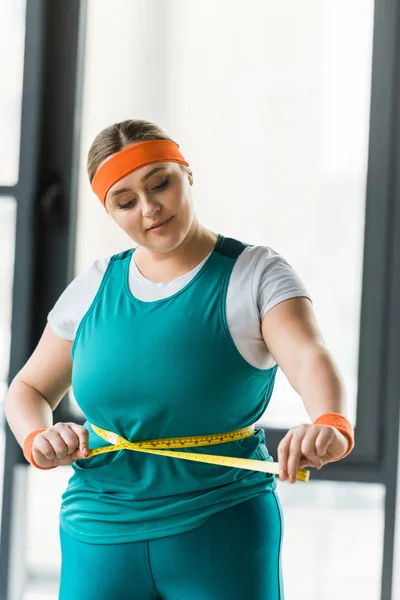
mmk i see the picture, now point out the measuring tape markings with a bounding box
[86,423,310,483]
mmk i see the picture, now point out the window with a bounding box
[74,0,374,432]
[0,198,17,519]
[0,0,26,185]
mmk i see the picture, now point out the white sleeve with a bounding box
[252,246,312,321]
[47,257,110,340]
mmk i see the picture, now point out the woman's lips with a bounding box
[148,215,174,232]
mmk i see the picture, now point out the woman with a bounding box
[5,119,354,600]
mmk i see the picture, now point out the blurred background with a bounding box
[1,0,400,599]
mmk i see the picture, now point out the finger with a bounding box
[287,431,303,483]
[71,448,87,461]
[278,431,293,481]
[42,431,70,459]
[68,423,90,456]
[300,427,323,469]
[54,454,76,467]
[315,426,335,457]
[56,424,82,455]
[32,437,57,464]
[33,433,67,461]
[299,455,312,469]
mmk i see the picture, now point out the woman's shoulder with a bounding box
[233,242,289,272]
[231,242,312,317]
[64,254,113,293]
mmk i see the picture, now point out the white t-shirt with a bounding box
[47,245,312,370]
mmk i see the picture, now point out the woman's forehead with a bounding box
[106,162,174,203]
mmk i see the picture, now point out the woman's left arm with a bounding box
[261,296,353,483]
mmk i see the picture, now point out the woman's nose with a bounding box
[141,197,161,217]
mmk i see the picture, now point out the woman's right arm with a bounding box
[4,323,89,467]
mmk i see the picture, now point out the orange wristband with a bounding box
[313,412,355,460]
[23,428,57,471]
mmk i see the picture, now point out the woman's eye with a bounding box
[151,178,169,192]
[118,199,136,210]
[117,177,169,208]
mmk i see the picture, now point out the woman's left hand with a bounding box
[278,423,349,483]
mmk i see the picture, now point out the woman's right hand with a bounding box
[31,422,90,468]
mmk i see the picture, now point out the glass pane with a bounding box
[279,480,384,600]
[73,0,374,431]
[0,198,17,519]
[0,0,26,185]
[2,2,378,598]
[24,467,72,599]
[166,0,374,431]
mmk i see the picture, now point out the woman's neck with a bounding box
[134,224,219,284]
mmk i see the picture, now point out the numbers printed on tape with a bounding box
[86,423,310,483]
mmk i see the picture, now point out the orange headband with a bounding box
[91,140,189,205]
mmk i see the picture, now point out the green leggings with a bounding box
[58,492,284,600]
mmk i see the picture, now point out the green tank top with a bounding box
[60,234,278,543]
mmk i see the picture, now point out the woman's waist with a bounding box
[83,419,266,450]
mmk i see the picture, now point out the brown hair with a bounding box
[87,119,177,184]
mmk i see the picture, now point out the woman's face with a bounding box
[104,161,195,252]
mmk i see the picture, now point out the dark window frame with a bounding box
[1,1,400,598]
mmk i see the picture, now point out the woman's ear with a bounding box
[187,168,194,186]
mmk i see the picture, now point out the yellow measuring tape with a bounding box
[88,423,310,483]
